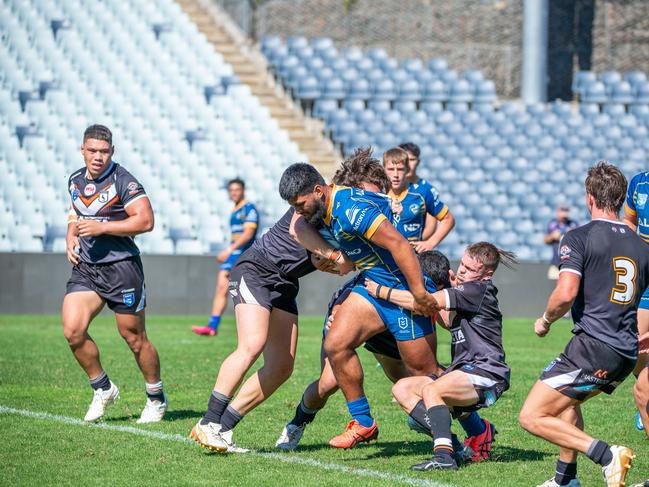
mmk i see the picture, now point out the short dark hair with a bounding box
[585,161,627,214]
[398,142,420,158]
[419,250,451,288]
[466,242,517,272]
[332,147,390,193]
[279,163,326,201]
[83,124,112,145]
[227,178,245,189]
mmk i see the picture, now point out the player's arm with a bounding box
[624,209,638,231]
[535,271,580,337]
[77,197,154,237]
[66,205,80,265]
[364,277,443,312]
[421,212,437,241]
[543,223,560,244]
[623,174,639,231]
[415,209,455,252]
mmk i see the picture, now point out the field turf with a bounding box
[0,315,647,486]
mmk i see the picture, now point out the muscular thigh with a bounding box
[325,291,386,351]
[62,291,105,334]
[263,308,299,364]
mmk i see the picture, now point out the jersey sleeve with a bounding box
[557,229,586,276]
[341,198,387,240]
[243,204,259,228]
[424,276,437,293]
[545,220,557,235]
[423,184,449,220]
[625,174,640,215]
[117,170,147,207]
[443,281,484,313]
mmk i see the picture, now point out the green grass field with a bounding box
[0,315,647,486]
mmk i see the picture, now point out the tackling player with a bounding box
[387,242,514,470]
[280,158,439,449]
[192,178,258,337]
[63,125,166,423]
[519,162,649,487]
[623,170,649,430]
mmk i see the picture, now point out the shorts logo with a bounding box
[99,191,109,203]
[397,316,409,330]
[461,364,475,371]
[483,390,496,407]
[543,359,557,372]
[122,292,135,307]
[593,369,608,379]
[84,184,97,196]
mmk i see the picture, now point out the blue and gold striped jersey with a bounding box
[389,189,437,241]
[230,200,258,252]
[323,185,407,288]
[408,178,449,220]
[625,171,649,242]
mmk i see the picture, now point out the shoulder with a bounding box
[69,167,85,181]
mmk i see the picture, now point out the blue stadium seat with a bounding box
[397,79,421,101]
[600,70,623,91]
[296,76,320,100]
[343,98,366,113]
[322,78,346,100]
[610,81,634,104]
[624,70,647,89]
[394,100,417,114]
[368,99,391,113]
[372,78,397,101]
[422,80,447,102]
[427,58,448,73]
[474,80,497,103]
[572,70,597,97]
[347,78,371,100]
[582,81,607,104]
[635,82,649,104]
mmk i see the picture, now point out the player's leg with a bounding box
[633,305,649,430]
[392,375,434,432]
[324,291,386,448]
[193,268,231,337]
[396,334,443,377]
[634,366,649,433]
[373,353,410,383]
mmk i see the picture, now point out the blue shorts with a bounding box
[352,286,434,341]
[220,250,242,271]
[640,287,649,310]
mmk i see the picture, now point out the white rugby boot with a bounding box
[136,394,168,424]
[84,381,120,422]
[275,423,306,451]
[536,478,581,487]
[602,445,635,487]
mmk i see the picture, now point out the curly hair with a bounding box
[332,147,390,193]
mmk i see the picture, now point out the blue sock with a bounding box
[459,412,485,437]
[208,315,221,331]
[347,396,373,427]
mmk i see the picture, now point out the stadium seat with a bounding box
[582,82,607,104]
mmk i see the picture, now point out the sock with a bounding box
[427,405,454,459]
[459,412,485,437]
[89,371,111,391]
[554,460,577,485]
[586,439,613,466]
[347,396,374,428]
[219,405,243,432]
[208,315,221,332]
[289,397,320,427]
[409,400,431,431]
[145,380,165,402]
[200,390,231,425]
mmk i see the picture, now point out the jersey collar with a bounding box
[324,184,338,227]
[388,188,409,202]
[86,161,115,182]
[593,218,625,225]
[232,199,247,212]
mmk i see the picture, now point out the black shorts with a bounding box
[364,330,401,360]
[228,250,299,315]
[66,256,146,314]
[540,333,636,401]
[444,364,509,416]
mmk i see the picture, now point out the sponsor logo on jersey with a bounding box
[638,193,648,209]
[72,189,79,200]
[84,183,97,196]
[559,245,571,260]
[409,203,421,215]
[451,327,465,344]
[99,191,109,203]
[345,206,368,230]
[347,248,362,255]
[403,223,420,233]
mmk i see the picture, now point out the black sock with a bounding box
[289,397,320,427]
[586,439,613,466]
[89,371,111,391]
[219,405,243,432]
[427,405,454,459]
[409,400,431,431]
[554,460,577,485]
[200,391,230,425]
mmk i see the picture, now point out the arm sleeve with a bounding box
[244,204,259,228]
[424,184,449,220]
[445,281,484,313]
[625,174,639,215]
[424,276,437,293]
[118,171,147,207]
[545,220,556,236]
[557,229,586,276]
[341,199,387,240]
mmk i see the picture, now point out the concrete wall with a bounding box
[0,253,554,317]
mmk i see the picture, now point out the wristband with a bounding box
[386,287,393,302]
[375,284,383,299]
[542,312,553,326]
[329,249,341,262]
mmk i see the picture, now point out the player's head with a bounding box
[332,147,390,193]
[398,142,420,178]
[383,147,409,193]
[556,203,570,222]
[456,242,517,284]
[279,162,327,225]
[81,124,114,178]
[227,178,245,204]
[418,250,451,289]
[585,161,627,216]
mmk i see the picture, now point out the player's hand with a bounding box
[311,253,338,274]
[334,251,355,275]
[77,219,106,238]
[534,317,551,337]
[412,240,434,253]
[217,248,231,263]
[639,331,649,354]
[390,199,403,216]
[325,306,338,333]
[66,235,80,266]
[448,269,458,288]
[552,230,562,241]
[412,292,439,316]
[364,278,379,297]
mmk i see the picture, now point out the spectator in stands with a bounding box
[544,204,579,280]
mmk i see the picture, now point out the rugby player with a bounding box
[189,185,355,452]
[388,242,514,470]
[63,125,166,423]
[192,178,258,337]
[398,142,455,251]
[623,170,649,430]
[519,162,649,487]
[281,158,440,449]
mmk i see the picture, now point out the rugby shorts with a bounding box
[66,256,146,314]
[444,364,509,416]
[228,250,299,315]
[539,333,636,401]
[220,249,242,272]
[639,286,649,310]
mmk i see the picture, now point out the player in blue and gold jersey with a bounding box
[399,142,455,252]
[280,157,440,449]
[192,179,259,337]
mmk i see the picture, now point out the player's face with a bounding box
[405,151,419,178]
[291,189,326,225]
[228,183,244,204]
[81,138,113,178]
[384,160,408,192]
[455,253,491,284]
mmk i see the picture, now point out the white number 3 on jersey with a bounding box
[611,257,637,304]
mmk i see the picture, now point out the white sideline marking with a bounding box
[0,405,455,487]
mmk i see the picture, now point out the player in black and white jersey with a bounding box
[519,162,649,487]
[63,125,166,424]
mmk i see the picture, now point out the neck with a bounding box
[407,173,419,185]
[591,207,620,222]
[390,186,407,197]
[322,184,333,208]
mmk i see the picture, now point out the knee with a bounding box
[236,340,265,364]
[63,326,85,348]
[634,377,649,403]
[518,407,538,434]
[121,331,145,354]
[268,357,294,384]
[391,378,410,403]
[318,373,339,398]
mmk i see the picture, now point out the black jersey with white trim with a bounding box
[558,219,649,359]
[68,162,147,264]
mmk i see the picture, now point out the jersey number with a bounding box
[610,257,637,304]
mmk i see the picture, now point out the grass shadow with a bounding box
[108,409,202,422]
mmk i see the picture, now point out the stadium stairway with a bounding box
[176,0,341,177]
